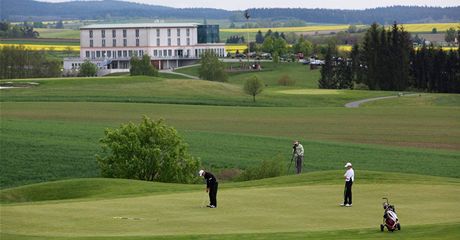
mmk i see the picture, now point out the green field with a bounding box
[35,28,80,39]
[1,61,459,239]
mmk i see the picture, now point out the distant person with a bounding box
[199,169,218,208]
[341,162,354,207]
[292,141,304,174]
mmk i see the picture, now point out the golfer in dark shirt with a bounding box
[199,169,218,208]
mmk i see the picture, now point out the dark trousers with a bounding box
[295,155,303,174]
[344,180,353,205]
[209,182,218,207]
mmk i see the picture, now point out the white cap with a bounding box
[199,170,205,176]
[344,162,352,168]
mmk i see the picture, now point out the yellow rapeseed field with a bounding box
[0,44,80,51]
[222,22,459,33]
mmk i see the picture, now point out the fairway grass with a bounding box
[1,172,459,239]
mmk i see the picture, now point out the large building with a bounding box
[64,23,226,75]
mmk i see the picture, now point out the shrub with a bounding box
[238,158,285,181]
[353,82,369,90]
[79,60,98,77]
[96,116,200,183]
[278,75,296,86]
[130,55,158,76]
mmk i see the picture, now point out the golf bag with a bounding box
[380,198,401,232]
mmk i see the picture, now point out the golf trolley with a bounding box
[380,198,401,232]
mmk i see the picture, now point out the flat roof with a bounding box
[80,23,199,30]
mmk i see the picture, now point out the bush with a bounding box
[96,116,201,183]
[79,60,98,77]
[352,82,369,90]
[238,158,285,181]
[278,75,296,86]
[130,55,158,76]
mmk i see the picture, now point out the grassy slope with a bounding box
[1,172,459,239]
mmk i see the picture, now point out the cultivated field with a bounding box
[1,62,459,239]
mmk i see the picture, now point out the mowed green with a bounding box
[1,172,460,239]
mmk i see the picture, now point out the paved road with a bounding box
[345,94,418,108]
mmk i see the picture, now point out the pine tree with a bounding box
[319,46,335,89]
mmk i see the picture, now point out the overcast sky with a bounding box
[39,0,460,10]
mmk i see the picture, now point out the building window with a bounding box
[96,51,101,58]
[136,39,139,47]
[153,50,157,56]
[113,39,116,47]
[128,50,133,57]
[168,38,171,46]
[163,49,167,56]
[135,29,139,37]
[123,39,127,47]
[118,50,122,57]
[102,39,106,47]
[159,50,162,57]
[167,29,171,37]
[187,49,190,57]
[112,29,116,37]
[186,28,190,37]
[156,38,160,46]
[139,50,144,56]
[123,29,127,38]
[113,51,117,58]
[177,38,181,46]
[91,51,95,59]
[187,38,190,46]
[85,51,90,58]
[89,30,93,38]
[177,29,180,37]
[89,39,93,47]
[107,51,111,58]
[168,49,172,56]
[101,30,105,38]
[123,50,127,57]
[102,51,106,58]
[156,29,160,37]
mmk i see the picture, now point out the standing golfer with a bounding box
[341,162,354,207]
[292,141,304,174]
[199,169,218,208]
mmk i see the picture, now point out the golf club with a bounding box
[200,193,207,208]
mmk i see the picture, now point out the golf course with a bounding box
[1,62,460,239]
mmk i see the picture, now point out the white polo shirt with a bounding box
[344,168,354,182]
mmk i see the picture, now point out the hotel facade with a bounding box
[64,23,226,75]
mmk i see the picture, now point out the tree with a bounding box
[445,27,457,43]
[55,20,64,29]
[198,50,228,82]
[79,60,98,77]
[130,55,158,76]
[244,75,264,102]
[255,30,264,44]
[293,36,312,56]
[96,117,201,183]
[318,46,335,89]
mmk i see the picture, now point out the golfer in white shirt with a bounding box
[341,162,354,207]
